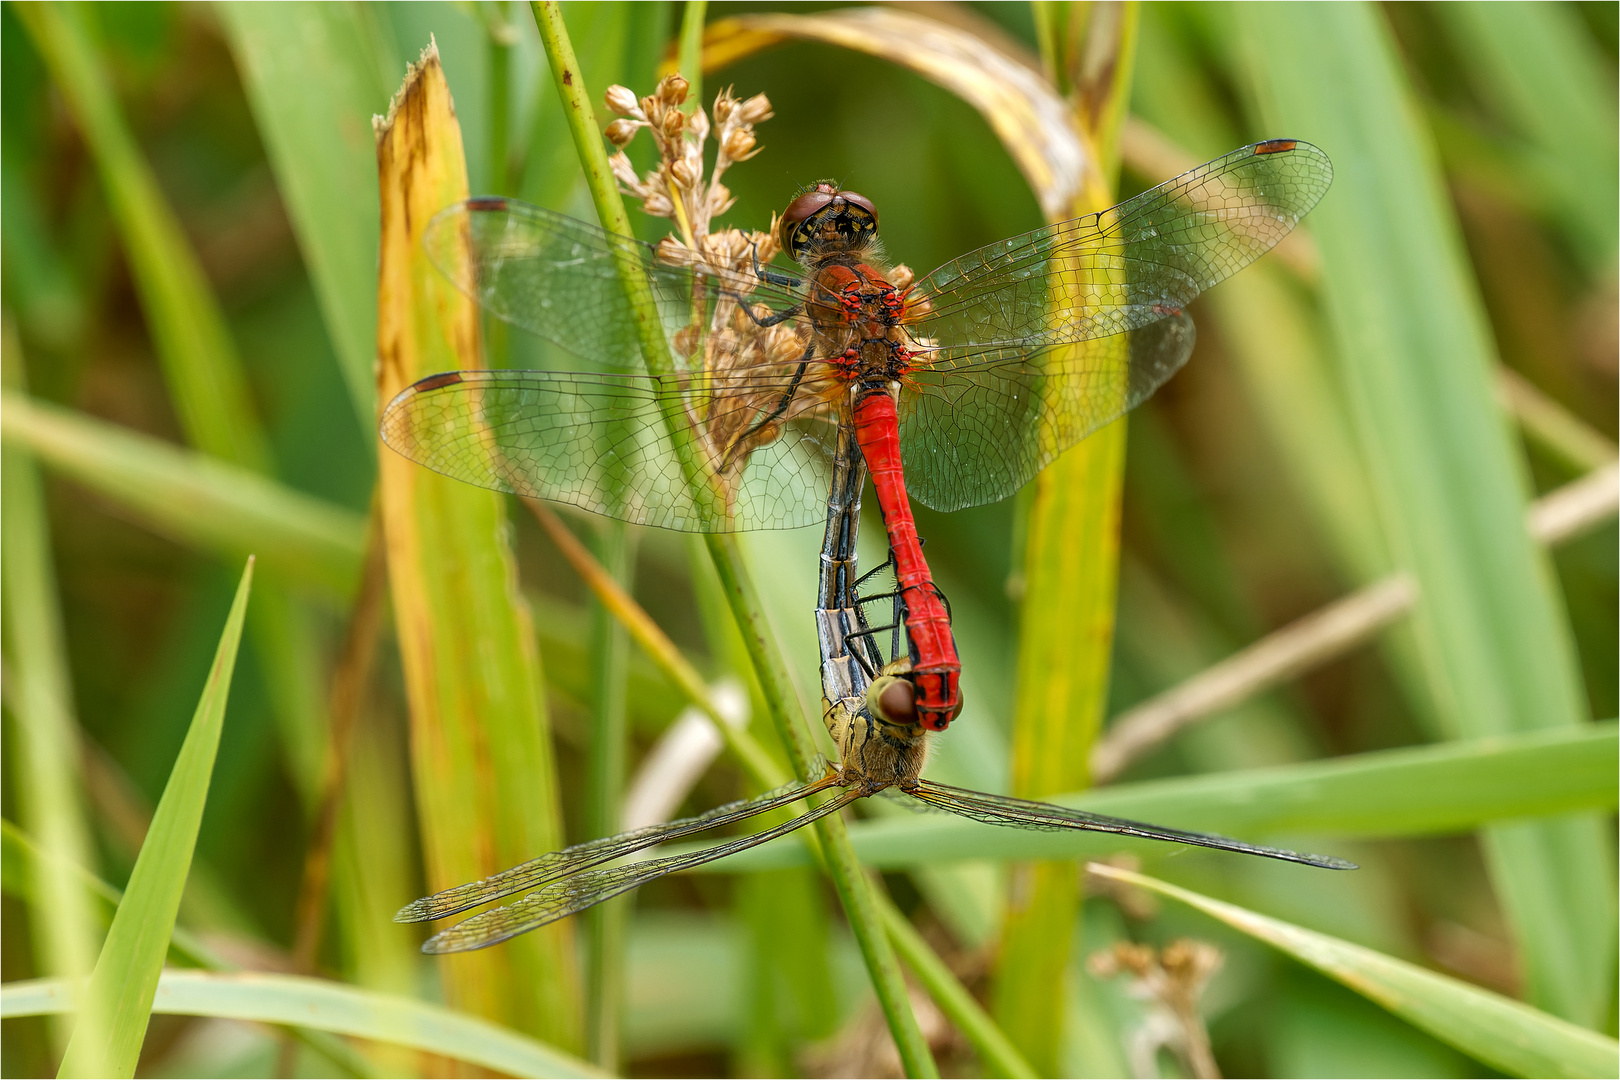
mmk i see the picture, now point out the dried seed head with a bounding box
[735,93,773,125]
[657,73,689,105]
[604,118,639,148]
[888,264,915,290]
[604,84,640,117]
[722,127,757,161]
[687,106,710,144]
[712,90,735,124]
[643,190,673,217]
[670,157,697,189]
[661,108,685,140]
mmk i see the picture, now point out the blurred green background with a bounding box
[2,2,1615,1077]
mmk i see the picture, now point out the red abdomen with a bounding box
[852,389,961,731]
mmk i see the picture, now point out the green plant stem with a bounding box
[531,7,938,1070]
[704,534,938,1079]
[537,507,1036,1076]
[677,1,707,104]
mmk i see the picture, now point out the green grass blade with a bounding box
[7,971,603,1080]
[218,3,398,426]
[15,2,268,471]
[706,723,1618,870]
[1436,2,1619,271]
[1228,1,1615,1028]
[997,8,1138,1069]
[55,559,254,1079]
[17,0,340,826]
[1090,863,1620,1079]
[2,819,388,1078]
[1,336,99,1056]
[0,392,365,597]
[374,47,579,1048]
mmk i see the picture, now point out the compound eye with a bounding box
[837,190,879,230]
[865,675,917,725]
[778,190,835,254]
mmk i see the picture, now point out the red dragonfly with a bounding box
[381,139,1333,731]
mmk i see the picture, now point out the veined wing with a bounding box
[378,368,838,532]
[899,313,1194,511]
[396,776,840,925]
[907,779,1356,871]
[904,140,1331,352]
[420,788,863,953]
[425,198,806,371]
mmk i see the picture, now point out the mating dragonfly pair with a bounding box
[383,138,1351,953]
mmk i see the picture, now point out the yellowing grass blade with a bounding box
[1088,862,1620,1080]
[374,44,579,1049]
[56,559,254,1079]
[702,7,1090,219]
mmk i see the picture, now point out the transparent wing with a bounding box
[907,779,1356,871]
[424,197,806,371]
[898,313,1194,511]
[419,788,863,953]
[395,776,838,925]
[905,140,1332,352]
[378,368,839,532]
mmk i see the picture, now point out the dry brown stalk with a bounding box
[1091,461,1619,782]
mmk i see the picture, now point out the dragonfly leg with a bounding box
[720,348,815,475]
[750,236,801,290]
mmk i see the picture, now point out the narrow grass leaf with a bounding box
[1435,2,1619,270]
[56,559,254,1079]
[14,2,268,471]
[374,45,579,1049]
[1,392,365,598]
[7,971,602,1080]
[1,339,99,1055]
[708,723,1618,870]
[219,3,399,425]
[1089,862,1620,1079]
[1228,2,1615,1027]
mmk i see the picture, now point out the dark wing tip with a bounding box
[410,370,466,393]
[1253,138,1299,155]
[465,196,510,211]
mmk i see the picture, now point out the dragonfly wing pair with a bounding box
[398,777,855,954]
[383,140,1331,527]
[896,139,1332,511]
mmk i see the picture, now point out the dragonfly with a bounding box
[380,138,1333,735]
[396,415,1355,954]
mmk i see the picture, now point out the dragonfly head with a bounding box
[779,182,880,262]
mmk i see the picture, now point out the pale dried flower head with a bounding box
[602,75,816,494]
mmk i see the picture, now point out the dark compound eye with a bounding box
[865,675,917,725]
[837,190,878,229]
[778,190,835,256]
